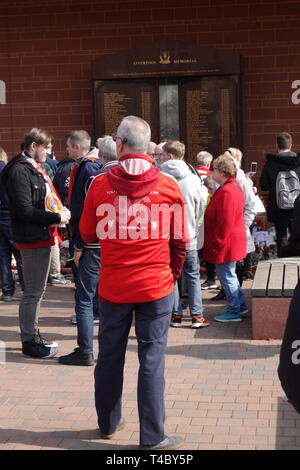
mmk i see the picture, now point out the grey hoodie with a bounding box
[160,160,208,250]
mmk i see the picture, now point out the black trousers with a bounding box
[274,222,292,257]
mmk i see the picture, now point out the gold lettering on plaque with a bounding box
[173,59,197,64]
[141,91,152,125]
[221,88,230,150]
[103,92,131,135]
[133,61,157,65]
[159,51,171,64]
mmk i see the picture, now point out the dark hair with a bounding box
[276,132,292,150]
[23,128,51,151]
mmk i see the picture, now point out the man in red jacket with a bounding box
[79,115,188,450]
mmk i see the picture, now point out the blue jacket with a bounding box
[53,157,76,206]
[46,154,58,174]
[69,149,102,250]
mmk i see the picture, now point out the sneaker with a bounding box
[170,315,182,327]
[0,295,18,302]
[22,334,58,359]
[58,348,94,366]
[210,289,226,301]
[48,274,71,285]
[239,307,249,316]
[201,280,218,290]
[100,417,125,439]
[70,316,100,325]
[191,316,210,328]
[140,435,184,450]
[35,330,57,347]
[214,312,242,323]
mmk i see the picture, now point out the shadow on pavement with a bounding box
[0,428,139,450]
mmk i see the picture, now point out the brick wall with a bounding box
[0,0,300,174]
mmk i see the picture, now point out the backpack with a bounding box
[276,170,300,210]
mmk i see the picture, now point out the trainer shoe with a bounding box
[140,435,184,450]
[58,348,94,366]
[48,274,71,285]
[100,417,125,439]
[201,280,218,290]
[214,312,242,323]
[210,288,226,301]
[191,316,210,328]
[239,307,249,315]
[170,315,182,327]
[0,295,19,302]
[22,333,58,359]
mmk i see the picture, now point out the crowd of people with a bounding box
[1,118,299,449]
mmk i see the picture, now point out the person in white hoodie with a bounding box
[160,141,210,329]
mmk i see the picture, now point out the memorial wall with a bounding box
[93,40,242,163]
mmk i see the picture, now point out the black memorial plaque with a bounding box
[180,76,241,164]
[94,80,159,142]
[92,40,243,164]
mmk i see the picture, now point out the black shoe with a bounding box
[170,315,182,328]
[100,418,125,439]
[58,348,94,366]
[0,294,19,302]
[140,435,184,450]
[210,289,226,301]
[22,333,58,359]
[201,280,218,290]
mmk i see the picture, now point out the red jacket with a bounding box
[203,177,246,264]
[79,154,188,303]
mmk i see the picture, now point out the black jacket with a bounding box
[0,161,10,223]
[260,151,300,225]
[278,280,300,414]
[1,153,61,243]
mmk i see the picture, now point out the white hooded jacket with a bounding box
[160,160,208,250]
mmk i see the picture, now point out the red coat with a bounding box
[203,177,246,264]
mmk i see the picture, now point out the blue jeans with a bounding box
[0,223,24,296]
[95,292,174,446]
[75,248,100,355]
[173,250,202,317]
[216,262,247,314]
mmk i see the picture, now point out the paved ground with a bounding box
[0,277,299,450]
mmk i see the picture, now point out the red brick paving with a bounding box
[0,278,299,450]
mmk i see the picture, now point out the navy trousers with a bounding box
[0,223,24,295]
[95,291,174,446]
